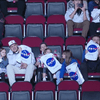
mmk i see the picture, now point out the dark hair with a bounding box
[43,48,52,55]
[91,34,100,39]
[0,48,7,60]
[65,50,72,65]
[40,42,47,48]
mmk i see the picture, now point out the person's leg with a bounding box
[82,20,90,38]
[89,22,99,36]
[0,0,8,17]
[67,20,74,36]
[24,64,35,82]
[17,0,25,16]
[79,62,88,81]
[7,64,26,86]
[0,23,4,40]
[1,72,5,81]
[55,70,60,85]
[37,67,43,82]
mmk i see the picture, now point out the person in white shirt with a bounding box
[7,40,36,86]
[65,0,90,38]
[89,4,100,36]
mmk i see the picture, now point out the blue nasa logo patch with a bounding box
[87,45,97,53]
[46,58,56,67]
[21,50,30,59]
[69,72,78,80]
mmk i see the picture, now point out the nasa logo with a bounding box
[21,50,30,59]
[87,45,97,53]
[69,72,78,80]
[46,58,56,67]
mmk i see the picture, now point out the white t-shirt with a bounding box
[40,53,61,74]
[85,40,99,61]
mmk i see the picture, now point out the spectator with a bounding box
[35,42,47,82]
[67,0,88,10]
[0,0,25,17]
[0,10,4,40]
[7,40,35,86]
[0,48,8,81]
[80,34,100,81]
[65,0,90,38]
[41,48,61,85]
[89,3,100,36]
[60,50,80,81]
[88,0,100,16]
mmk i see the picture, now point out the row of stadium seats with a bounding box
[0,80,100,100]
[8,0,67,18]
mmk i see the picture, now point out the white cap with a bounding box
[8,40,16,46]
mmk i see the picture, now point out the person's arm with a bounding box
[81,4,88,21]
[60,61,66,79]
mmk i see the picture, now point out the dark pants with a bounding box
[37,67,53,82]
[0,23,4,40]
[89,22,100,36]
[0,0,25,17]
[80,60,100,81]
[1,72,5,81]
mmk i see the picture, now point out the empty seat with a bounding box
[47,15,66,39]
[34,81,56,100]
[0,82,9,100]
[47,0,67,17]
[5,15,24,40]
[81,81,100,100]
[65,36,86,61]
[25,15,46,40]
[11,81,33,100]
[58,80,79,100]
[25,0,44,19]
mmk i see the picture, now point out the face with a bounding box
[92,36,100,45]
[45,49,51,54]
[10,43,18,53]
[94,0,99,4]
[0,49,6,57]
[62,53,66,59]
[40,44,47,52]
[73,0,81,5]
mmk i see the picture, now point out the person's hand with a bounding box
[35,61,40,66]
[20,63,28,69]
[80,3,86,12]
[18,47,22,53]
[0,18,4,23]
[74,3,79,11]
[60,78,63,81]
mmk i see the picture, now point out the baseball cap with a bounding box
[8,40,16,46]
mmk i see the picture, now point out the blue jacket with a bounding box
[88,0,98,16]
[0,58,8,68]
[60,58,80,78]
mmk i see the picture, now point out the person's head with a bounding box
[62,50,69,59]
[94,0,100,4]
[40,42,47,53]
[0,48,7,59]
[65,50,72,65]
[8,40,18,53]
[73,0,82,5]
[43,48,52,55]
[92,34,100,45]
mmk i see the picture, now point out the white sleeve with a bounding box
[91,9,100,20]
[86,10,90,21]
[65,8,74,22]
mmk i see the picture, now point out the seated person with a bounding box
[88,0,100,16]
[65,0,90,38]
[60,50,80,82]
[7,40,36,86]
[80,34,100,81]
[89,3,100,36]
[0,0,25,17]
